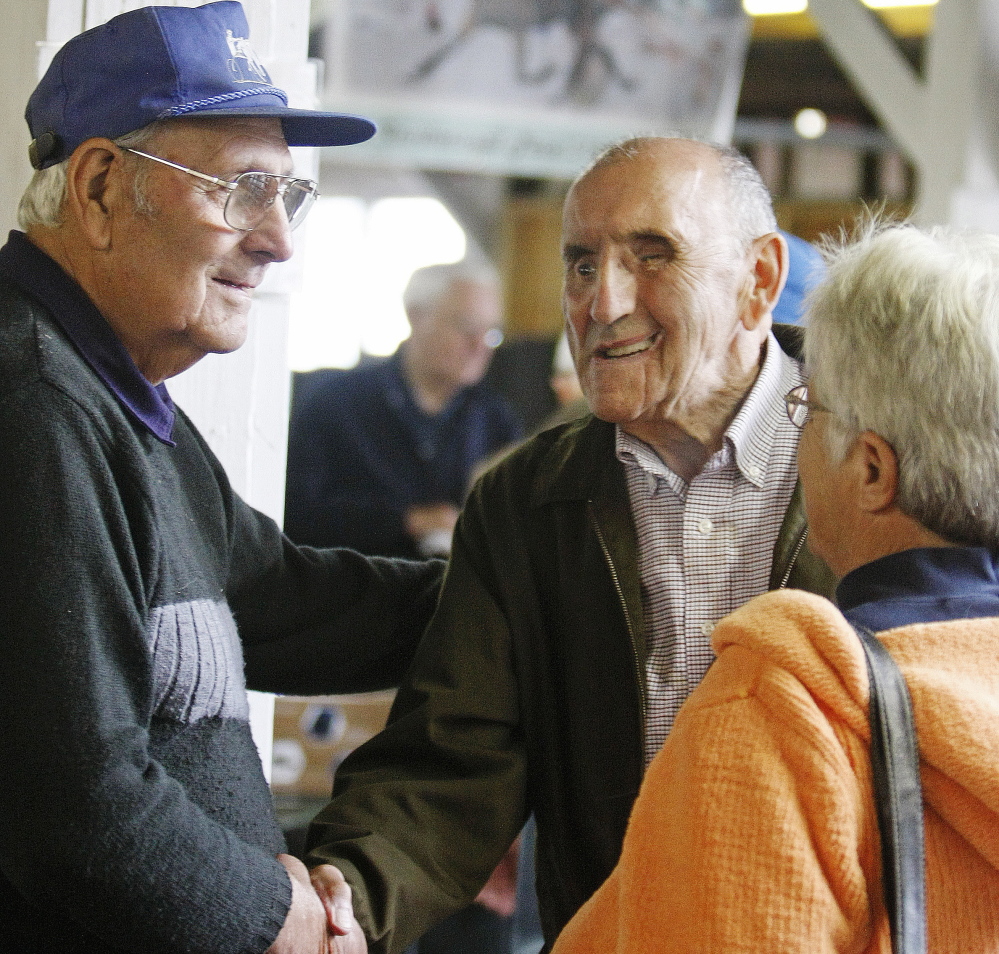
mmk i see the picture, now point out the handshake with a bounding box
[267,856,367,954]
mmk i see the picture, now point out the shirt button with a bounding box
[697,518,713,536]
[747,464,762,480]
[701,621,714,637]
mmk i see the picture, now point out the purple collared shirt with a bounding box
[0,230,175,445]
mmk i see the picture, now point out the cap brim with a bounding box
[189,106,376,147]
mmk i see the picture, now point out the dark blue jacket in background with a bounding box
[284,353,523,558]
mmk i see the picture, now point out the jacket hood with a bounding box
[714,589,999,876]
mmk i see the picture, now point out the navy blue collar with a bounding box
[837,546,999,631]
[0,231,175,445]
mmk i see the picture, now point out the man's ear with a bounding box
[741,231,788,331]
[853,430,899,514]
[64,139,123,251]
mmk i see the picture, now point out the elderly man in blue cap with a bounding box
[0,3,441,952]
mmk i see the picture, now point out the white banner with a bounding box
[318,0,751,178]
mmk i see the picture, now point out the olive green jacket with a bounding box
[307,398,836,953]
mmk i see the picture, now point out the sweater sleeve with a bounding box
[551,643,887,954]
[231,498,446,695]
[152,402,445,695]
[0,385,290,954]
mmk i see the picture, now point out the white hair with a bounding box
[403,261,500,315]
[805,218,999,548]
[17,123,163,230]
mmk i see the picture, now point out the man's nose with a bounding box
[590,260,636,325]
[243,200,295,263]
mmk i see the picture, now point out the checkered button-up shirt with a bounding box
[616,335,805,765]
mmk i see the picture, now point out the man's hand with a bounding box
[266,854,363,954]
[311,864,368,954]
[405,502,460,556]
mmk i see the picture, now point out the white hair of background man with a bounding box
[402,260,501,316]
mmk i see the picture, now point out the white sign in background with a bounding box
[317,0,751,178]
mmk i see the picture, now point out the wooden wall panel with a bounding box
[500,193,566,339]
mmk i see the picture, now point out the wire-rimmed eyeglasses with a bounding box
[120,147,318,232]
[784,384,832,429]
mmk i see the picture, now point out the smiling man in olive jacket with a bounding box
[306,137,835,952]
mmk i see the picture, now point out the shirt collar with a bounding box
[615,331,803,489]
[838,546,999,630]
[0,231,175,445]
[387,348,472,423]
[726,331,803,487]
[616,425,685,498]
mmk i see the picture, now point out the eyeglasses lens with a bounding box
[785,386,809,428]
[282,181,317,230]
[226,174,317,231]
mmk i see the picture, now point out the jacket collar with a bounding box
[531,323,805,508]
[529,415,618,506]
[525,329,833,600]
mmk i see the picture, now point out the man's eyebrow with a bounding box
[562,231,678,264]
[629,230,676,250]
[561,243,591,264]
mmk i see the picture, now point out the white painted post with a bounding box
[0,0,50,233]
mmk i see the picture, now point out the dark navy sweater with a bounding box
[0,232,441,953]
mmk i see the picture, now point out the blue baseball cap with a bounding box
[26,1,375,170]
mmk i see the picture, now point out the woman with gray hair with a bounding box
[550,219,999,954]
[805,223,999,552]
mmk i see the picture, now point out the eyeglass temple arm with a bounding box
[121,148,236,192]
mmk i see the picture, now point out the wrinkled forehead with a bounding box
[148,115,293,172]
[563,148,730,245]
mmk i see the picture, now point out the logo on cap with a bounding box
[225,30,270,85]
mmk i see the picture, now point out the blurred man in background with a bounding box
[285,261,522,558]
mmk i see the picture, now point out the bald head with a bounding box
[573,137,777,250]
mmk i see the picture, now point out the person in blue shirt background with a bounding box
[773,230,826,325]
[285,262,522,559]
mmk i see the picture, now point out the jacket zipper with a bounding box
[778,526,809,588]
[589,501,648,752]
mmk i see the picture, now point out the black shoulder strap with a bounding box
[851,623,927,954]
